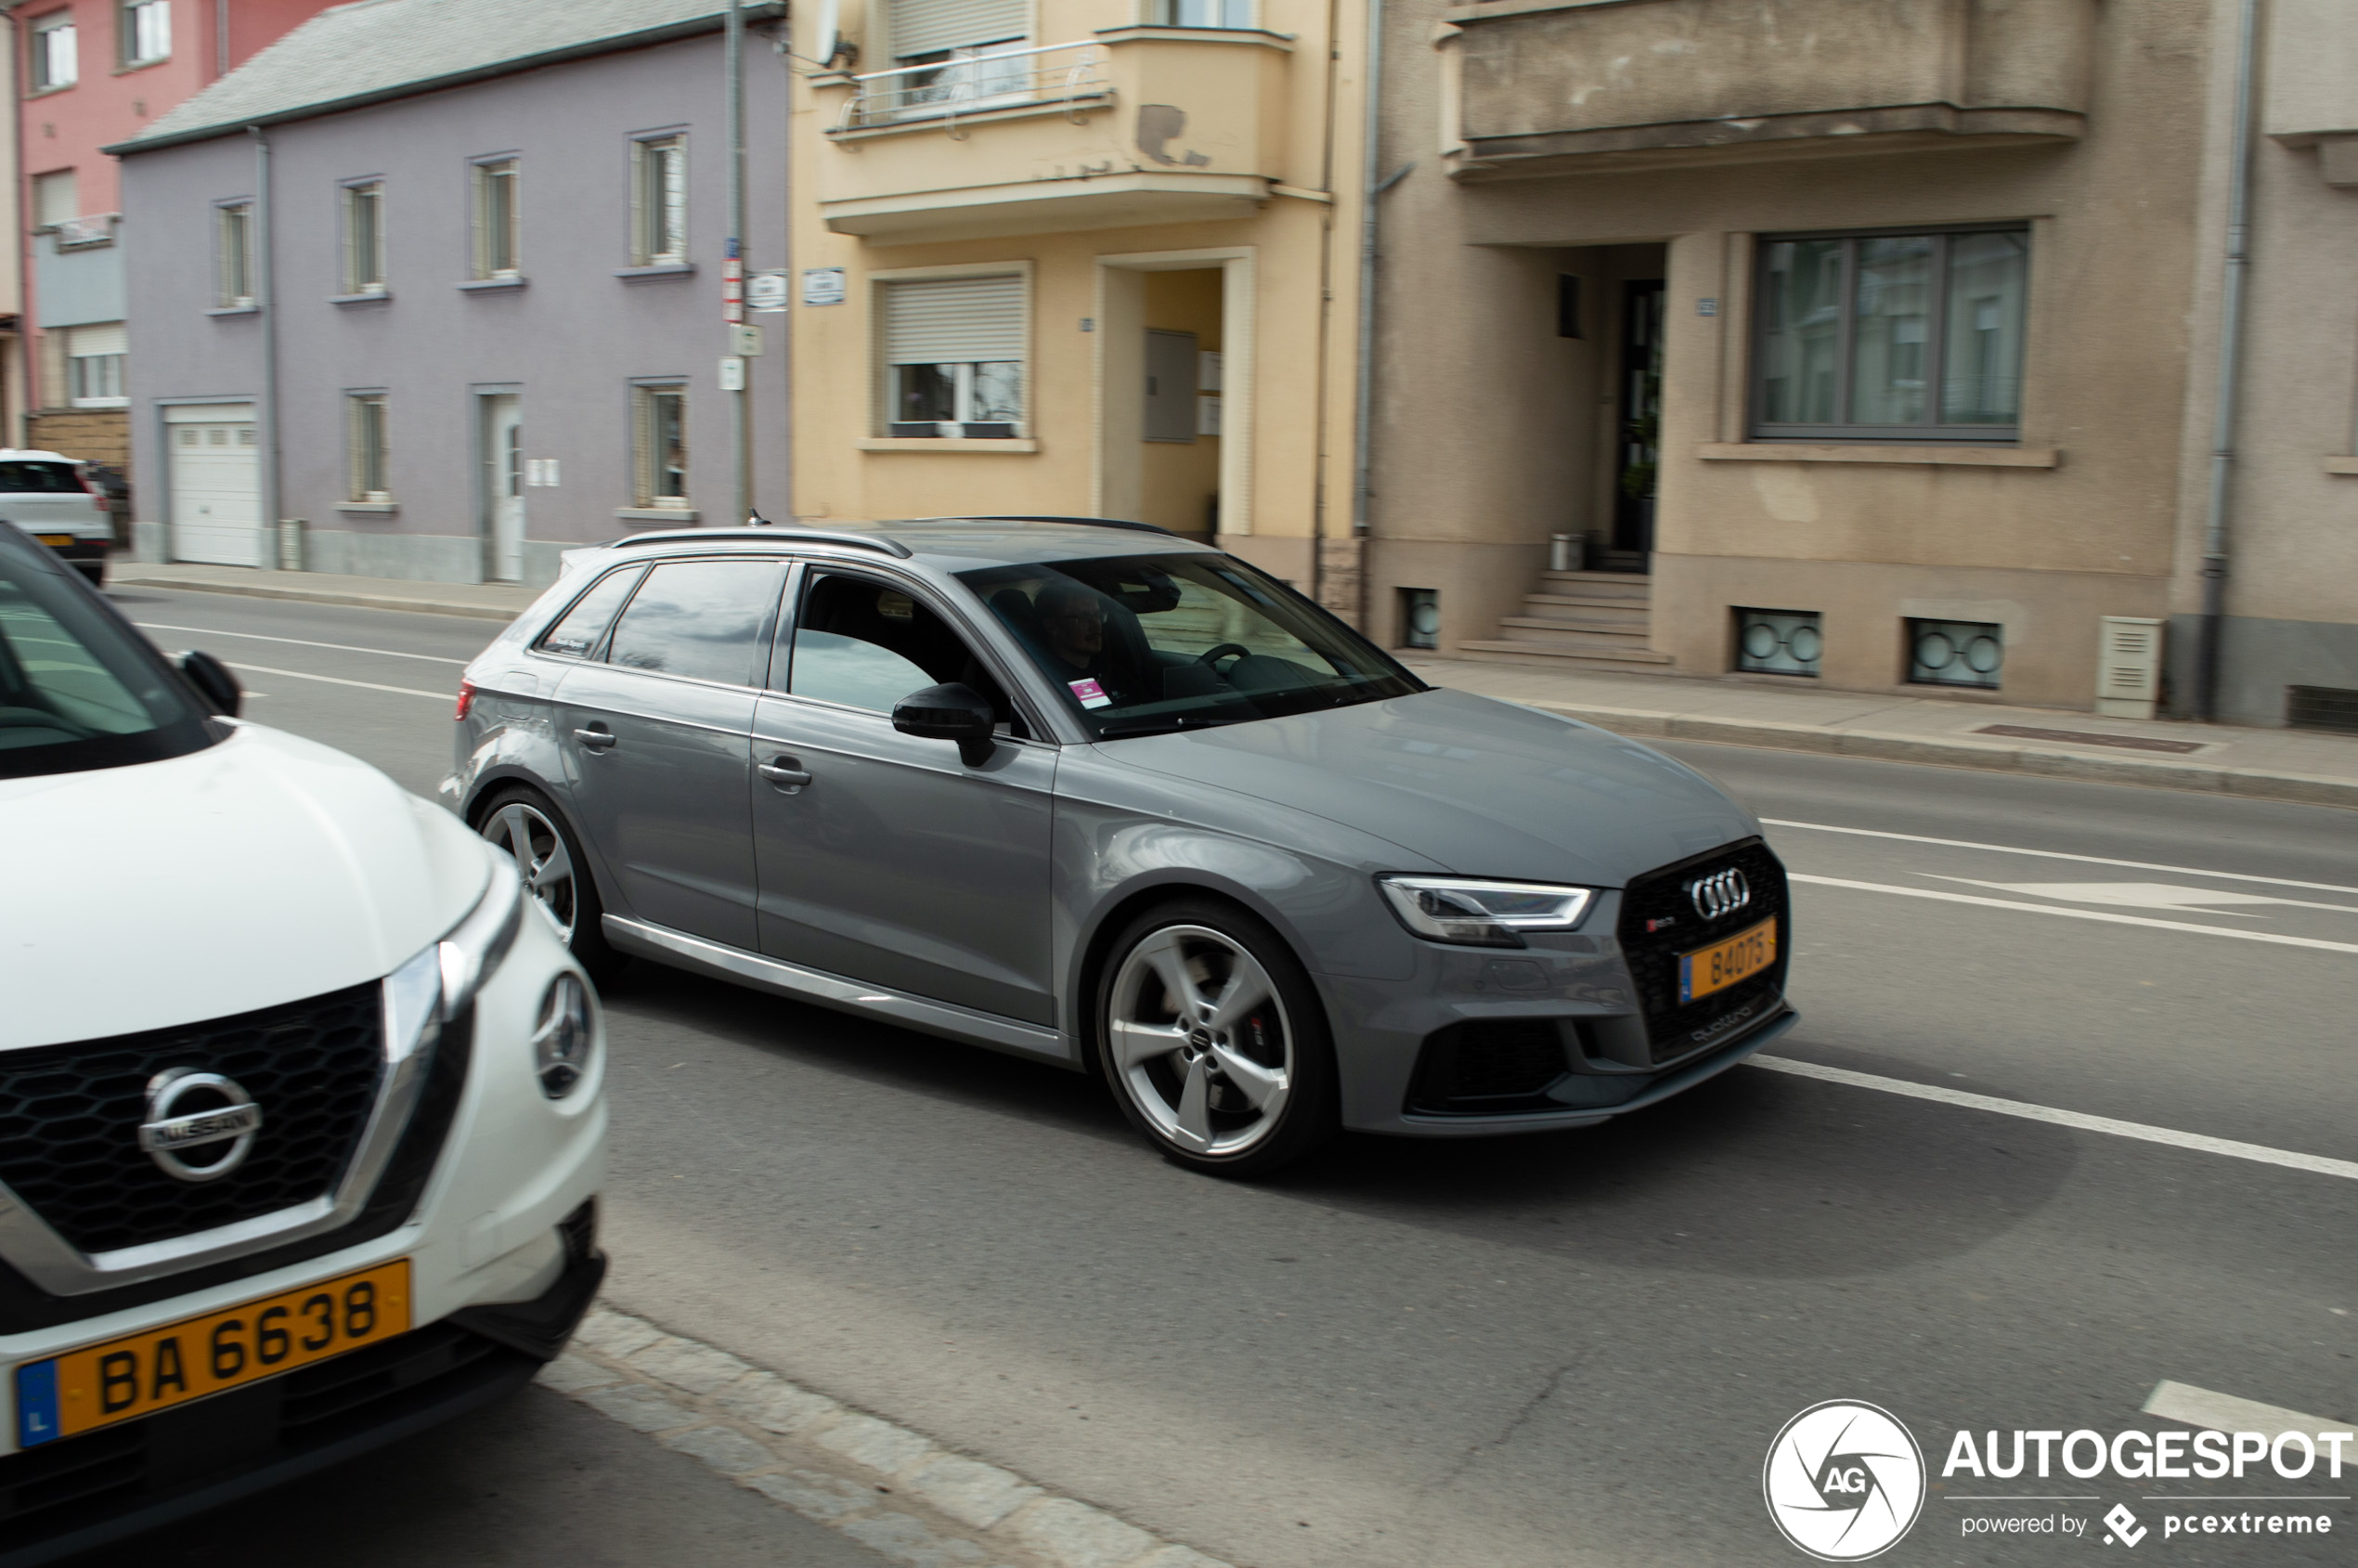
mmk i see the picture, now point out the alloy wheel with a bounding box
[483,800,578,943]
[1106,924,1294,1157]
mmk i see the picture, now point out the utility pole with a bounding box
[724,0,752,526]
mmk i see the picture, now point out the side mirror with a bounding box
[892,681,995,766]
[177,650,242,718]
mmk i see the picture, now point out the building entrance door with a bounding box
[483,394,524,583]
[1611,280,1664,564]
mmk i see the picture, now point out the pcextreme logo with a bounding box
[1764,1401,1928,1561]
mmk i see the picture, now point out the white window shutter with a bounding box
[888,0,1026,58]
[883,276,1025,365]
[68,323,126,358]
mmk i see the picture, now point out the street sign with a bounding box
[731,324,765,357]
[719,356,746,392]
[802,267,847,306]
[747,270,790,312]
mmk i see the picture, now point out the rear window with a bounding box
[0,462,84,495]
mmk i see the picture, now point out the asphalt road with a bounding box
[93,586,2358,1568]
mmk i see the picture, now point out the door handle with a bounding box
[758,757,811,794]
[574,727,618,751]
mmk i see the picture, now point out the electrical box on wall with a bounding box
[2095,616,2164,719]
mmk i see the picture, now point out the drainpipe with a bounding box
[1347,0,1392,548]
[251,126,282,565]
[2194,0,2261,721]
[727,0,752,527]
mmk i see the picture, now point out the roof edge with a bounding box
[104,3,784,157]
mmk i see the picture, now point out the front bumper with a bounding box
[0,1225,603,1568]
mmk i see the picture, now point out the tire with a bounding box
[1095,897,1337,1177]
[474,786,626,980]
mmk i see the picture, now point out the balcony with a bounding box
[815,26,1290,244]
[1446,0,2094,179]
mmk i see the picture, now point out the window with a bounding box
[1907,618,2003,690]
[471,158,519,279]
[606,560,784,687]
[346,393,391,501]
[67,324,125,408]
[31,11,76,90]
[538,566,646,658]
[32,170,78,230]
[120,0,169,66]
[1149,0,1253,27]
[1753,227,2028,442]
[881,274,1025,436]
[889,0,1028,109]
[630,136,687,266]
[342,180,384,293]
[788,572,1019,727]
[631,384,688,506]
[215,201,255,307]
[1734,608,1821,678]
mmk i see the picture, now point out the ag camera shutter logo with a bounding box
[1764,1400,1926,1561]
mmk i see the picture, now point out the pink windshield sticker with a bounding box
[1069,678,1111,709]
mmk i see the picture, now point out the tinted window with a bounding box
[0,461,84,495]
[538,565,645,658]
[0,530,213,778]
[958,552,1422,739]
[605,559,784,685]
[787,572,1019,730]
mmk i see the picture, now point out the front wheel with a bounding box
[1096,899,1336,1176]
[476,788,625,980]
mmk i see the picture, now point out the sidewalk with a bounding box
[110,562,2358,810]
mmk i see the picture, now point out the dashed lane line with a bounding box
[1750,1056,2358,1183]
[136,621,472,664]
[1765,818,2358,898]
[222,661,452,702]
[1789,873,2358,956]
[2142,1381,2353,1441]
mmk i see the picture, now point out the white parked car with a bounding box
[0,522,606,1562]
[0,450,115,587]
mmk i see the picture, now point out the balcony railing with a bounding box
[836,39,1109,135]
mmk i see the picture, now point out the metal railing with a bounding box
[836,39,1110,135]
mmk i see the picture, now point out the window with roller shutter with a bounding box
[886,0,1030,111]
[879,275,1026,438]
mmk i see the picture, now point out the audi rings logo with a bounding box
[137,1067,265,1183]
[1686,866,1751,922]
[1764,1401,1926,1561]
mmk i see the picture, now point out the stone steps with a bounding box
[1462,570,1673,674]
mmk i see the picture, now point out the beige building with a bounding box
[1355,0,2358,729]
[786,0,1367,613]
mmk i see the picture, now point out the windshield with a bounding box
[957,551,1424,737]
[0,529,214,779]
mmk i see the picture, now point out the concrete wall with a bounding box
[1367,0,2218,710]
[121,33,792,586]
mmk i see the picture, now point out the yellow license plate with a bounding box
[34,534,75,547]
[14,1259,410,1447]
[1678,916,1777,1004]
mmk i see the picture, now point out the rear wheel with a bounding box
[1096,899,1336,1176]
[476,788,625,979]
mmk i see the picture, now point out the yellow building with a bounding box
[787,0,1366,614]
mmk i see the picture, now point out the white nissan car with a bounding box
[0,521,606,1562]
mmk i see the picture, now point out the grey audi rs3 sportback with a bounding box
[445,517,1794,1174]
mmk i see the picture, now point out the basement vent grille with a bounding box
[2287,685,2358,735]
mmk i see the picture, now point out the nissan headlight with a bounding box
[1377,875,1596,948]
[384,855,526,1057]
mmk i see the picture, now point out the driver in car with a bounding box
[1037,580,1135,706]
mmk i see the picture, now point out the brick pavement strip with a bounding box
[546,1305,1235,1568]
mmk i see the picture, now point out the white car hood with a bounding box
[1,724,490,1050]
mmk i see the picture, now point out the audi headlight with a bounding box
[533,973,596,1098]
[1377,875,1596,948]
[385,856,526,1057]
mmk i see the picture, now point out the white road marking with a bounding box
[223,661,451,702]
[135,622,470,665]
[1789,874,2358,956]
[2143,1380,2352,1439]
[1763,818,2358,898]
[1749,1057,2358,1182]
[1932,878,2358,916]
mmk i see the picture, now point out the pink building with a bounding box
[7,0,336,471]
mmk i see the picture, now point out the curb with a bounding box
[1528,701,2358,812]
[109,574,529,623]
[555,1304,1231,1568]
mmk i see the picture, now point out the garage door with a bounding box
[167,404,262,567]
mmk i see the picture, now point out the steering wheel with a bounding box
[1195,642,1252,672]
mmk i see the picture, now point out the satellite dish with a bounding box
[815,0,842,67]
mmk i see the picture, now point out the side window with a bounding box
[786,572,1020,731]
[605,559,784,685]
[538,566,645,658]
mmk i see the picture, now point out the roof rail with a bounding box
[606,525,913,560]
[914,514,1182,538]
